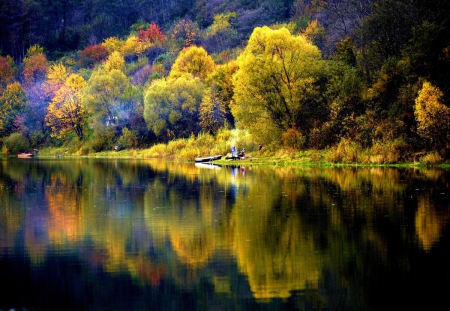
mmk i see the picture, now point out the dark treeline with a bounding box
[0,0,295,60]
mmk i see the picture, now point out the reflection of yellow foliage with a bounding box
[46,176,85,244]
[170,229,214,267]
[415,197,449,251]
[231,184,321,299]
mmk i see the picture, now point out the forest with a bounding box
[1,0,450,163]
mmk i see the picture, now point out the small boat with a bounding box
[18,152,34,158]
[194,155,222,163]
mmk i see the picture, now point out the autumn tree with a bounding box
[78,44,109,68]
[144,74,204,140]
[22,45,49,85]
[0,82,27,136]
[138,22,167,46]
[45,74,87,140]
[83,68,132,131]
[232,26,327,144]
[169,19,200,49]
[414,81,450,154]
[44,63,70,100]
[103,51,125,72]
[169,45,215,80]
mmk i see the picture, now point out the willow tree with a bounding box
[83,69,130,130]
[232,26,327,145]
[144,74,204,140]
[169,45,215,81]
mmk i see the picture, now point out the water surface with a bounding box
[1,158,449,310]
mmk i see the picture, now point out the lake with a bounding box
[1,158,450,310]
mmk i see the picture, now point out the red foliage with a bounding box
[137,23,166,45]
[78,44,109,68]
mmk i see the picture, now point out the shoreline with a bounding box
[4,150,450,169]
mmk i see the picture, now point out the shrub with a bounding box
[147,143,167,157]
[167,139,188,156]
[421,152,443,165]
[117,128,138,149]
[179,146,200,160]
[3,133,30,154]
[88,128,116,152]
[325,138,361,163]
[282,128,306,150]
[370,139,409,164]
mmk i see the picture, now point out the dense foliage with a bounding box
[1,0,450,162]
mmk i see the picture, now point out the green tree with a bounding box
[83,68,131,131]
[0,82,27,136]
[144,74,204,140]
[414,81,450,154]
[232,26,327,143]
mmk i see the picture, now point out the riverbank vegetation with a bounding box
[1,0,450,164]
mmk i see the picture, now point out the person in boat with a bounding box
[231,146,238,158]
[239,148,246,158]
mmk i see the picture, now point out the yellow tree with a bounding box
[169,45,215,81]
[232,26,326,144]
[45,74,87,140]
[103,51,125,72]
[44,63,69,100]
[414,81,450,153]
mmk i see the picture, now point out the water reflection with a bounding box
[1,158,450,310]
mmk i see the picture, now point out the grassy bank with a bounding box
[33,144,445,168]
[7,129,450,168]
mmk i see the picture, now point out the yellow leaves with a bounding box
[121,35,140,56]
[65,73,88,91]
[46,74,87,140]
[0,82,27,134]
[205,12,237,36]
[414,81,450,149]
[26,44,45,57]
[103,51,125,72]
[169,46,215,81]
[301,19,326,44]
[47,63,69,85]
[102,37,124,53]
[233,26,324,139]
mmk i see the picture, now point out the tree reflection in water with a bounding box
[0,159,449,310]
